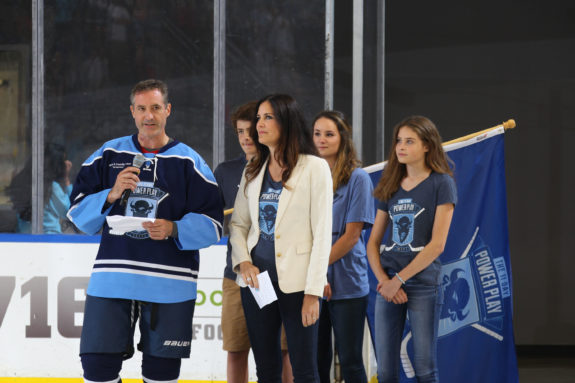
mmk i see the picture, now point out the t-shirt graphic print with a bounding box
[258,184,282,241]
[388,198,425,252]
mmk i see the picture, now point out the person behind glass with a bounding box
[67,79,223,383]
[8,142,73,234]
[230,94,333,383]
[312,111,374,383]
[366,116,457,383]
[214,101,293,383]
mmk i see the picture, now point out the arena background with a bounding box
[0,0,573,381]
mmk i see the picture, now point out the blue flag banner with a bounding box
[364,127,519,383]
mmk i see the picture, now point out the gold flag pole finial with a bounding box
[503,119,516,131]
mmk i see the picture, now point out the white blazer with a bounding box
[230,154,333,297]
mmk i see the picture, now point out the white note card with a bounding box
[249,270,278,308]
[106,215,155,235]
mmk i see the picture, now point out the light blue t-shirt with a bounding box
[251,169,283,281]
[17,181,73,234]
[327,168,375,300]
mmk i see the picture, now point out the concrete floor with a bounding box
[517,347,575,383]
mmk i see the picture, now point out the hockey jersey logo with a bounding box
[123,181,168,239]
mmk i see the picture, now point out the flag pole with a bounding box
[443,119,515,146]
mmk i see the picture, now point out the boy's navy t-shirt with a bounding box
[213,156,247,280]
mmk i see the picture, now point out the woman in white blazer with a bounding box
[230,94,332,383]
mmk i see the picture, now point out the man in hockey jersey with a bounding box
[68,79,223,383]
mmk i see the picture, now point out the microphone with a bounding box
[120,153,147,206]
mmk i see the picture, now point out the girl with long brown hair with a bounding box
[367,116,457,383]
[312,110,374,383]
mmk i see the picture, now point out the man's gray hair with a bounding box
[130,79,169,105]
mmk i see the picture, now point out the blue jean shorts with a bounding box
[80,295,196,359]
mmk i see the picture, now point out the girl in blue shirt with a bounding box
[313,111,375,383]
[367,116,457,383]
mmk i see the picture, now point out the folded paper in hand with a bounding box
[106,215,155,235]
[248,270,278,308]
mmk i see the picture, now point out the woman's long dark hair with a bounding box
[374,116,453,201]
[245,94,317,187]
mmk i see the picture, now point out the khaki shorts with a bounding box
[221,277,288,352]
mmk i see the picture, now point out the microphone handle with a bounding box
[119,188,131,206]
[119,169,140,206]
